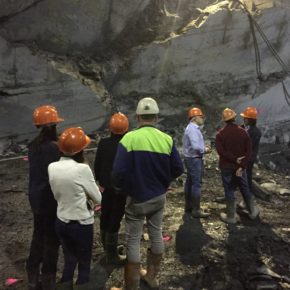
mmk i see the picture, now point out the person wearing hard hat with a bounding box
[183,107,211,218]
[27,105,63,290]
[110,97,183,290]
[240,107,262,193]
[215,108,259,224]
[94,112,129,265]
[48,127,102,290]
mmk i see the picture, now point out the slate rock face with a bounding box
[0,0,289,142]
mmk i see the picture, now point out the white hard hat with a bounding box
[136,97,159,115]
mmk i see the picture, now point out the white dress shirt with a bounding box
[48,157,102,224]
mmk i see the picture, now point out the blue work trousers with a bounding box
[184,157,203,201]
[220,168,252,201]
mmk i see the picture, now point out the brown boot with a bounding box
[110,262,140,290]
[191,197,210,218]
[220,200,237,224]
[140,249,162,288]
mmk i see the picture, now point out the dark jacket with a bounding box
[28,141,60,215]
[247,125,261,163]
[215,123,252,170]
[112,125,184,202]
[94,134,123,190]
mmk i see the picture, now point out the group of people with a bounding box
[26,97,261,290]
[184,106,261,225]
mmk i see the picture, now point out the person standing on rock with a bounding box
[27,105,64,290]
[240,107,262,194]
[215,108,259,224]
[182,107,210,218]
[110,97,183,290]
[94,112,129,265]
[48,127,102,290]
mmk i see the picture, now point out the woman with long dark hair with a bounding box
[27,105,64,290]
[48,127,102,290]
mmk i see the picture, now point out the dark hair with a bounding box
[28,125,58,153]
[63,150,85,163]
[246,118,257,126]
[225,119,235,124]
[139,114,157,121]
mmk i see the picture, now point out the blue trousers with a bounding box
[184,157,203,202]
[55,219,93,285]
[220,168,252,201]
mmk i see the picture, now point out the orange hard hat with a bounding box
[222,108,237,121]
[109,112,129,135]
[58,127,91,156]
[188,107,204,119]
[240,106,258,119]
[33,105,64,126]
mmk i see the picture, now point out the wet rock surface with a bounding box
[0,148,289,290]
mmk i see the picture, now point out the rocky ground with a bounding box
[0,149,290,290]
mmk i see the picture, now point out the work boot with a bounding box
[27,269,41,290]
[244,196,260,219]
[110,262,141,290]
[41,273,56,290]
[56,281,73,290]
[191,197,210,218]
[220,200,236,224]
[100,229,106,250]
[140,249,162,288]
[105,232,126,265]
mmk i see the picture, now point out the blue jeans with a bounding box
[184,157,203,201]
[220,168,252,201]
[55,219,93,285]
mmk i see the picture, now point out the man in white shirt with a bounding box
[183,107,210,218]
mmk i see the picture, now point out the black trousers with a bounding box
[56,219,93,284]
[100,188,126,233]
[26,213,59,274]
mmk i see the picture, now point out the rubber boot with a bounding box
[244,196,260,219]
[41,273,56,290]
[191,197,210,218]
[27,269,41,290]
[140,249,162,288]
[220,200,236,224]
[237,200,246,210]
[110,262,141,290]
[56,281,73,290]
[106,232,126,265]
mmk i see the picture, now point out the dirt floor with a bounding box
[0,150,290,290]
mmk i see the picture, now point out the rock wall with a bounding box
[0,0,289,143]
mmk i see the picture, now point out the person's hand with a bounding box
[236,156,245,164]
[236,167,243,177]
[205,146,212,154]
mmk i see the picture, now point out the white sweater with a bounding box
[48,157,102,224]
